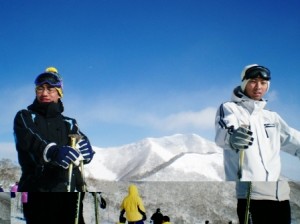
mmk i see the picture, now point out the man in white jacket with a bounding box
[215,64,300,224]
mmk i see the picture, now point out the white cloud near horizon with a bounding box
[64,87,220,133]
[140,107,216,132]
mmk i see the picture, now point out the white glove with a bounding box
[229,126,254,150]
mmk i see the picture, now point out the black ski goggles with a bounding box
[34,72,63,87]
[243,66,271,81]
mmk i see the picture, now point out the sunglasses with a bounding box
[34,72,62,87]
[243,66,271,81]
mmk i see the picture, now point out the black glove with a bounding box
[142,213,147,221]
[229,126,254,150]
[45,145,81,169]
[77,139,95,163]
[119,216,126,223]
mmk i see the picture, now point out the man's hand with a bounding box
[77,139,95,163]
[44,144,82,169]
[229,126,254,150]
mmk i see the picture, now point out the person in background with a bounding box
[150,208,163,224]
[119,184,147,224]
[10,181,18,198]
[215,64,300,223]
[14,67,95,192]
[162,215,171,224]
[21,192,29,220]
[0,184,4,192]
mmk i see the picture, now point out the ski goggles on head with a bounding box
[243,66,271,81]
[34,72,63,87]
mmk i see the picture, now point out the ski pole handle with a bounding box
[67,134,82,192]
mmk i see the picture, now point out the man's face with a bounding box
[244,77,269,100]
[35,84,61,103]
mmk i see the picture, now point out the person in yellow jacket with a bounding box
[119,184,147,224]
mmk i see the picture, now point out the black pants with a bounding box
[26,192,85,224]
[237,199,291,224]
[22,203,30,220]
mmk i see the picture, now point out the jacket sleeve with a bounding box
[137,197,146,213]
[215,103,238,149]
[13,110,50,161]
[64,116,92,146]
[68,118,95,164]
[278,114,300,159]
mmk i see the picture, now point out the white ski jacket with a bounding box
[215,87,300,182]
[236,181,291,201]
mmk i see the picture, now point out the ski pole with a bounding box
[244,182,252,224]
[75,192,82,224]
[67,134,82,192]
[93,192,99,224]
[67,136,76,192]
[80,160,87,192]
[237,124,250,180]
[236,124,252,224]
[238,150,245,180]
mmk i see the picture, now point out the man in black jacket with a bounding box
[14,67,95,192]
[150,208,163,224]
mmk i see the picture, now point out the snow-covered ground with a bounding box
[0,193,10,224]
[9,181,300,224]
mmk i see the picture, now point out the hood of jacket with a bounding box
[231,86,267,115]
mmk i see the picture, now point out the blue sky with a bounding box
[1,0,300,147]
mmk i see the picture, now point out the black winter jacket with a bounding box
[14,99,88,192]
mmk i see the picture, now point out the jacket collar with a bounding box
[231,86,267,114]
[28,99,64,118]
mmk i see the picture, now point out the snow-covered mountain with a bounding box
[2,133,300,184]
[85,133,225,182]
